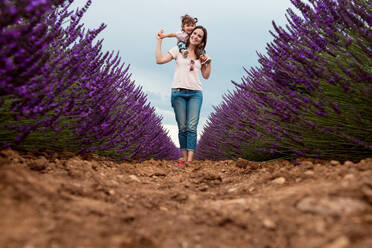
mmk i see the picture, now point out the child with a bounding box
[159,14,211,65]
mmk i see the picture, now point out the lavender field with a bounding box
[0,0,180,160]
[196,0,372,161]
[1,0,371,162]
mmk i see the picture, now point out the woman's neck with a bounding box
[188,43,197,51]
[187,45,197,57]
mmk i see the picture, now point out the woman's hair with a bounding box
[181,14,198,28]
[186,26,207,59]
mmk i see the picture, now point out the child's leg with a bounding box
[177,41,188,58]
[177,41,187,52]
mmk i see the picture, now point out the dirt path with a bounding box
[0,149,371,248]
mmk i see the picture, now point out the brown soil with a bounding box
[0,149,371,248]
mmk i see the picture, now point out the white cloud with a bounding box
[163,124,179,147]
[155,107,175,124]
[130,66,173,98]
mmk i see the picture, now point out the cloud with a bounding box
[163,124,179,146]
[155,107,175,124]
[130,66,173,100]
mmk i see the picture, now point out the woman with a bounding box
[155,26,211,165]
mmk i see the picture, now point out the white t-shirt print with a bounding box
[168,46,203,91]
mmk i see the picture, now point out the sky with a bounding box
[69,0,295,146]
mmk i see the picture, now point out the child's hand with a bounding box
[157,29,164,39]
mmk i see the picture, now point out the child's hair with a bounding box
[181,14,198,28]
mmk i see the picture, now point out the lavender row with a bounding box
[0,0,180,160]
[196,0,372,161]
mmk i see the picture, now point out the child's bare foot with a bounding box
[182,50,189,58]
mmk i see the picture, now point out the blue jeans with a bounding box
[171,88,203,151]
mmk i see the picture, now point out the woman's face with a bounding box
[189,28,204,46]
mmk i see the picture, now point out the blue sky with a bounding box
[70,0,295,145]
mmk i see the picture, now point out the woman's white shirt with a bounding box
[168,46,202,91]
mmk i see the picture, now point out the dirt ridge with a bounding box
[0,149,371,248]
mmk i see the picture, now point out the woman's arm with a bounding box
[201,55,211,79]
[155,30,173,64]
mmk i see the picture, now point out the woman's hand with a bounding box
[200,54,210,63]
[200,54,211,79]
[155,30,173,64]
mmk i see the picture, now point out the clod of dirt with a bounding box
[322,236,350,248]
[118,234,156,248]
[262,218,276,229]
[1,149,23,165]
[0,149,20,158]
[150,172,167,177]
[27,157,48,171]
[129,175,140,182]
[361,183,372,203]
[202,173,222,182]
[296,196,369,216]
[170,192,188,203]
[197,184,209,191]
[343,161,354,166]
[330,160,341,166]
[235,158,249,168]
[272,177,286,184]
[300,161,313,168]
[235,158,260,170]
[343,174,355,180]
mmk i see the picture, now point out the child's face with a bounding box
[183,23,195,35]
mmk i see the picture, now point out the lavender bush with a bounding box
[0,0,180,160]
[196,0,371,161]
